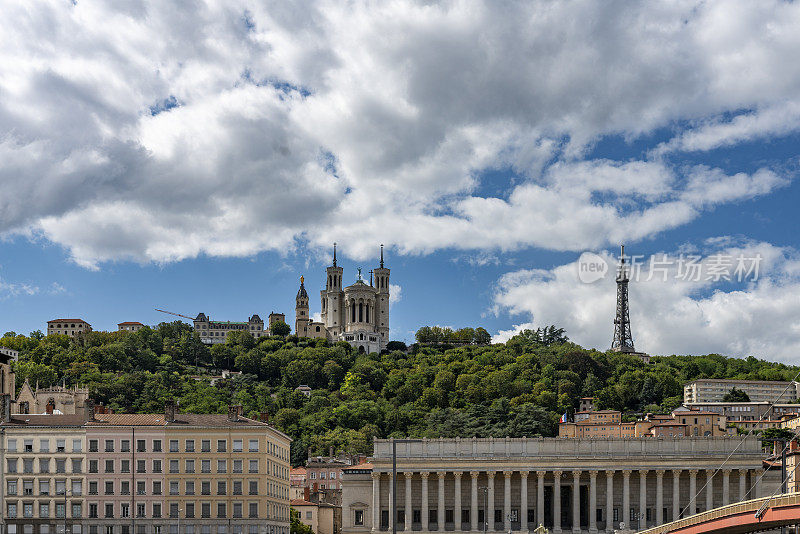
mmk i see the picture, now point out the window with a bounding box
[202,481,211,495]
[137,503,146,518]
[202,502,211,518]
[137,460,146,473]
[121,480,130,495]
[233,439,243,452]
[7,438,17,452]
[23,458,33,473]
[89,460,98,473]
[121,503,130,518]
[233,502,243,518]
[89,481,98,495]
[105,439,114,452]
[121,439,130,452]
[105,481,114,495]
[121,459,130,473]
[201,440,211,452]
[153,503,162,518]
[72,439,82,452]
[39,458,50,473]
[137,481,146,495]
[233,460,243,473]
[153,481,162,495]
[202,459,211,473]
[72,480,82,496]
[217,502,227,518]
[217,440,227,452]
[89,439,98,452]
[170,459,179,473]
[306,511,313,519]
[56,458,66,473]
[89,503,98,518]
[105,503,114,518]
[186,502,195,518]
[105,460,114,473]
[249,502,258,518]
[354,510,364,526]
[218,459,227,473]
[40,503,50,517]
[137,439,146,452]
[233,480,242,495]
[186,439,195,452]
[186,460,195,473]
[249,439,259,452]
[7,503,17,518]
[7,480,16,495]
[72,458,82,473]
[153,439,162,452]
[72,503,82,518]
[40,439,50,452]
[23,480,33,495]
[249,459,259,473]
[218,481,227,495]
[40,479,50,495]
[170,481,179,495]
[186,481,195,495]
[6,459,16,473]
[169,439,179,452]
[153,459,162,473]
[170,502,179,518]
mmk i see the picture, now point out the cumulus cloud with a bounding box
[0,277,39,299]
[2,1,800,266]
[492,241,800,362]
[389,284,402,306]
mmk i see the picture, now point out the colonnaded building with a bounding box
[295,244,390,354]
[341,437,778,534]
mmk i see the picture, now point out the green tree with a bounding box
[271,321,291,337]
[291,509,315,534]
[723,387,751,402]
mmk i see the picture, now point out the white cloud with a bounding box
[0,277,39,298]
[389,284,402,306]
[491,241,800,362]
[1,1,800,265]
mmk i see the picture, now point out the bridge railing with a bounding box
[638,492,800,534]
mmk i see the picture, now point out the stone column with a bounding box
[504,471,512,532]
[639,470,647,529]
[705,470,714,511]
[438,471,447,530]
[755,469,763,498]
[622,470,631,530]
[688,470,698,516]
[572,471,581,533]
[421,473,430,529]
[536,471,545,529]
[604,471,613,533]
[372,472,381,532]
[455,472,463,530]
[672,470,680,522]
[470,472,479,532]
[405,473,413,531]
[389,471,395,531]
[649,470,660,527]
[589,471,598,533]
[738,469,746,502]
[722,470,731,506]
[488,471,496,531]
[553,471,562,533]
[520,471,529,532]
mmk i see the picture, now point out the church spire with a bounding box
[380,244,384,268]
[333,242,337,267]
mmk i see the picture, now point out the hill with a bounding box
[2,323,798,466]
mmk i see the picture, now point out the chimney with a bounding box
[45,400,55,415]
[165,400,176,423]
[84,399,96,422]
[260,412,270,423]
[329,445,334,458]
[304,486,310,502]
[227,405,241,422]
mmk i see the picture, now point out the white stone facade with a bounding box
[341,437,778,534]
[296,246,390,353]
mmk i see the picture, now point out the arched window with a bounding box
[358,302,363,322]
[328,275,331,288]
[365,304,369,324]
[351,301,356,323]
[315,326,320,332]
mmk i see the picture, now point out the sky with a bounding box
[2,1,800,361]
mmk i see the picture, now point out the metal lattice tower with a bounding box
[611,244,635,353]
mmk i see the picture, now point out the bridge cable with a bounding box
[679,371,800,519]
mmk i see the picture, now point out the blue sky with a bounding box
[2,1,800,361]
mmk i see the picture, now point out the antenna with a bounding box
[610,245,635,353]
[380,244,384,268]
[333,242,337,267]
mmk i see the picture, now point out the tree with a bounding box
[474,327,491,345]
[291,509,315,534]
[723,387,751,402]
[271,321,291,337]
[386,341,407,352]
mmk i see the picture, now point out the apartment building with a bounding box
[1,414,87,534]
[685,401,800,423]
[118,322,145,332]
[46,319,92,338]
[684,378,799,404]
[192,314,268,345]
[558,408,728,438]
[0,399,291,534]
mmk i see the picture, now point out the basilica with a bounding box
[295,244,390,353]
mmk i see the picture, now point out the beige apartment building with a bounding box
[192,314,268,345]
[684,378,799,403]
[118,322,145,332]
[291,499,337,534]
[47,319,92,338]
[558,408,727,439]
[342,437,776,534]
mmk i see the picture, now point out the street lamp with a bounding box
[480,486,489,534]
[391,439,423,534]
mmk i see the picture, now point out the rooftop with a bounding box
[47,319,89,323]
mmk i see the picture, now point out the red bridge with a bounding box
[639,492,800,534]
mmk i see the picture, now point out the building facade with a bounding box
[47,319,92,338]
[685,401,800,423]
[15,381,90,415]
[683,379,799,404]
[341,437,776,534]
[193,314,267,345]
[118,323,145,332]
[0,400,292,534]
[291,499,337,534]
[295,245,390,354]
[559,409,728,439]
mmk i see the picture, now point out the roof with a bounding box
[651,422,688,427]
[1,414,86,427]
[291,499,315,506]
[688,378,794,385]
[48,319,89,323]
[118,321,144,326]
[88,413,274,428]
[343,462,373,472]
[297,279,308,299]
